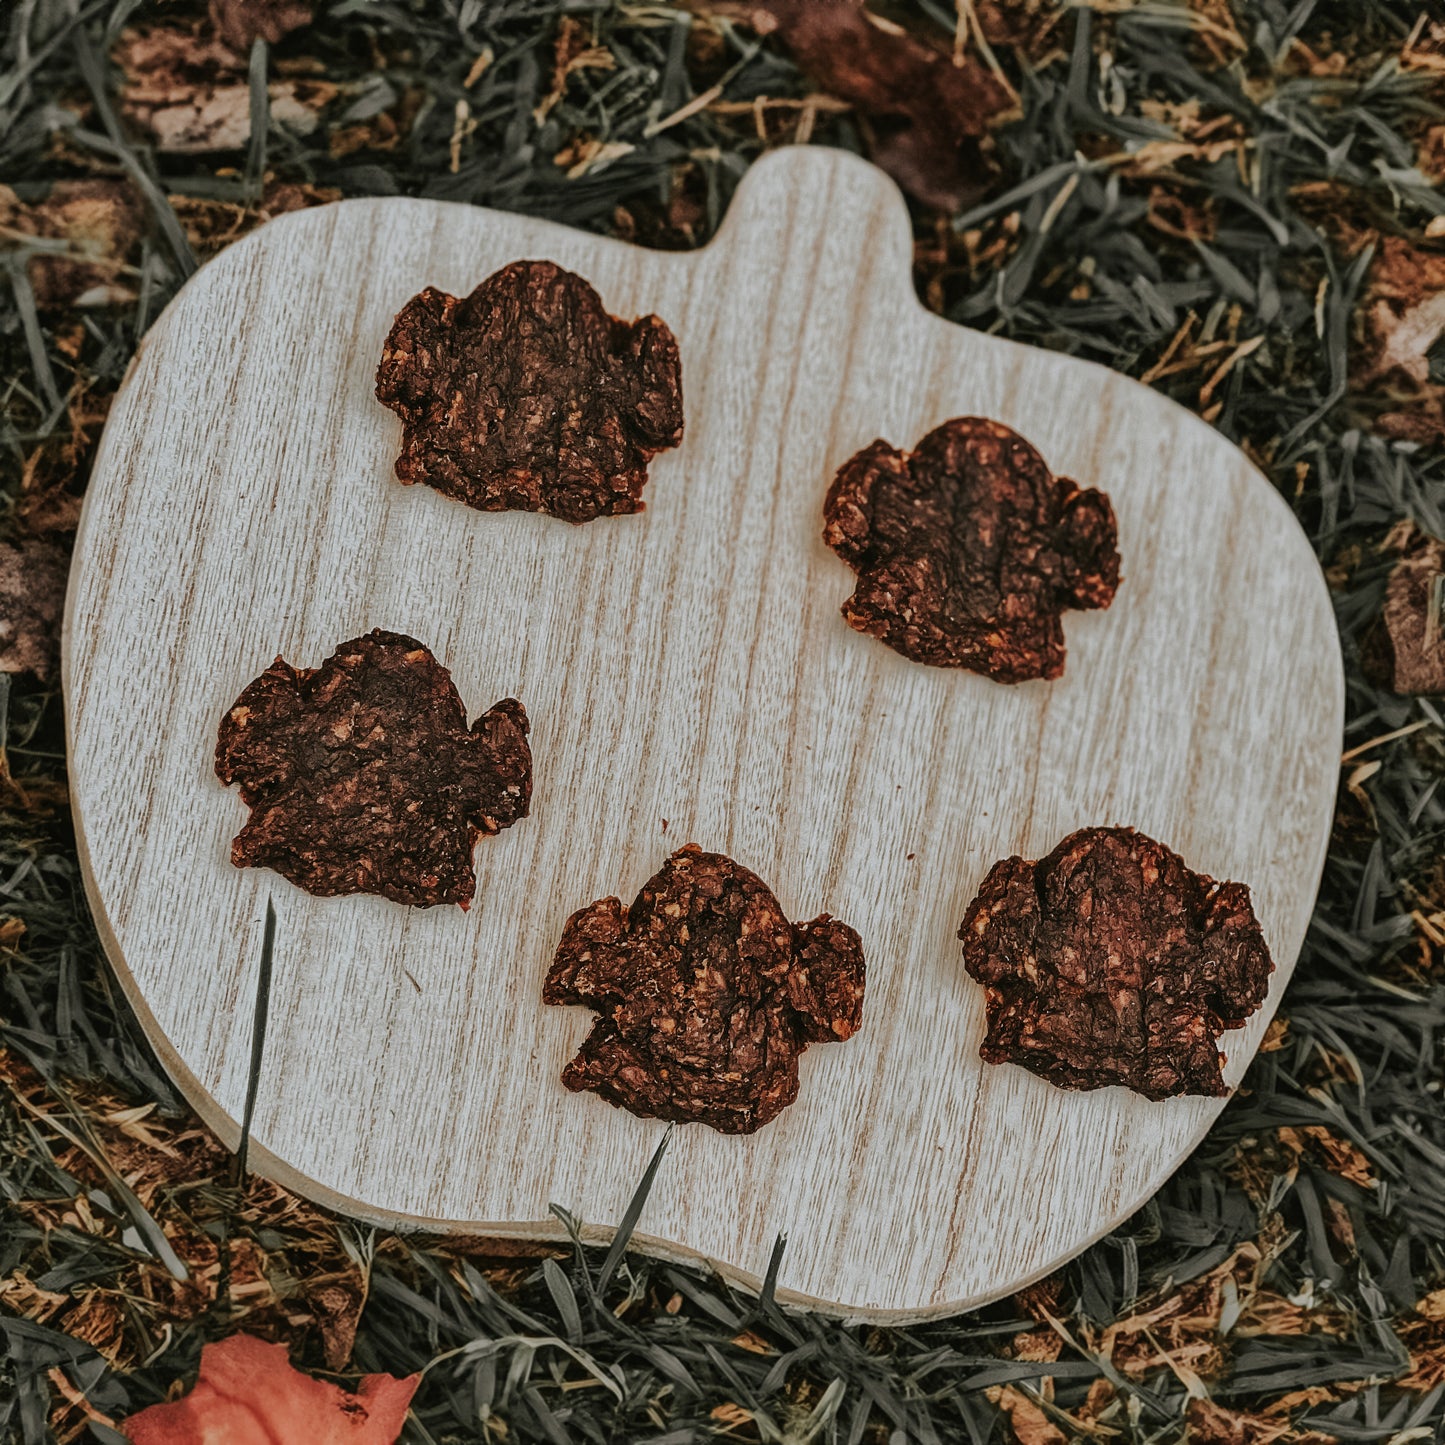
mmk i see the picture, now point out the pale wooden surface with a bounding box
[64,147,1343,1320]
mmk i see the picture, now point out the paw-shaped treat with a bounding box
[823,417,1120,682]
[216,629,531,908]
[375,260,684,524]
[544,844,865,1133]
[960,827,1272,1099]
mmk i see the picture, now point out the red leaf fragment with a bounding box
[121,1333,418,1445]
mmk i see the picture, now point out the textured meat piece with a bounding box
[823,417,1120,682]
[215,629,531,908]
[375,260,684,524]
[959,827,1272,1100]
[544,845,865,1133]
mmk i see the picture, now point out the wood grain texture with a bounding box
[64,147,1343,1320]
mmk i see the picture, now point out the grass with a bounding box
[2,1,1445,1441]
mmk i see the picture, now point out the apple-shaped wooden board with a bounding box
[64,146,1342,1320]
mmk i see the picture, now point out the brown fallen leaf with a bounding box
[11,379,112,541]
[1260,1016,1289,1051]
[209,0,314,56]
[1419,124,1445,185]
[0,180,145,310]
[1371,538,1445,696]
[730,1329,773,1355]
[1360,237,1445,386]
[720,0,1014,209]
[971,0,1065,59]
[0,540,68,683]
[115,23,333,153]
[1354,235,1445,447]
[986,1384,1067,1445]
[1397,1280,1445,1391]
[168,179,342,261]
[710,1402,754,1428]
[1183,1399,1299,1445]
[1403,19,1445,73]
[306,1276,365,1371]
[1297,1124,1375,1189]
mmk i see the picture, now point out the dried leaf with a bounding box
[209,0,314,56]
[168,181,342,262]
[1419,125,1445,185]
[1402,19,1445,72]
[115,24,332,153]
[711,1401,753,1426]
[730,1330,773,1355]
[121,1334,418,1445]
[1374,539,1445,697]
[0,540,68,683]
[1184,1399,1296,1444]
[1299,1125,1375,1189]
[729,0,1013,208]
[1359,237,1445,386]
[306,1278,365,1371]
[0,180,145,309]
[987,1384,1067,1445]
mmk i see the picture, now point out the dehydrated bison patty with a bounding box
[959,828,1272,1099]
[544,845,865,1133]
[823,417,1120,682]
[215,629,531,908]
[375,260,684,524]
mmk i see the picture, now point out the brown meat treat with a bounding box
[1374,539,1445,695]
[544,845,865,1133]
[823,417,1120,682]
[959,827,1272,1100]
[215,629,531,908]
[375,261,684,524]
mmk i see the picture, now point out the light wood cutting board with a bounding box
[64,147,1343,1320]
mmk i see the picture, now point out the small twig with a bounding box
[1198,333,1265,406]
[955,0,1019,101]
[1340,720,1431,764]
[644,40,760,137]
